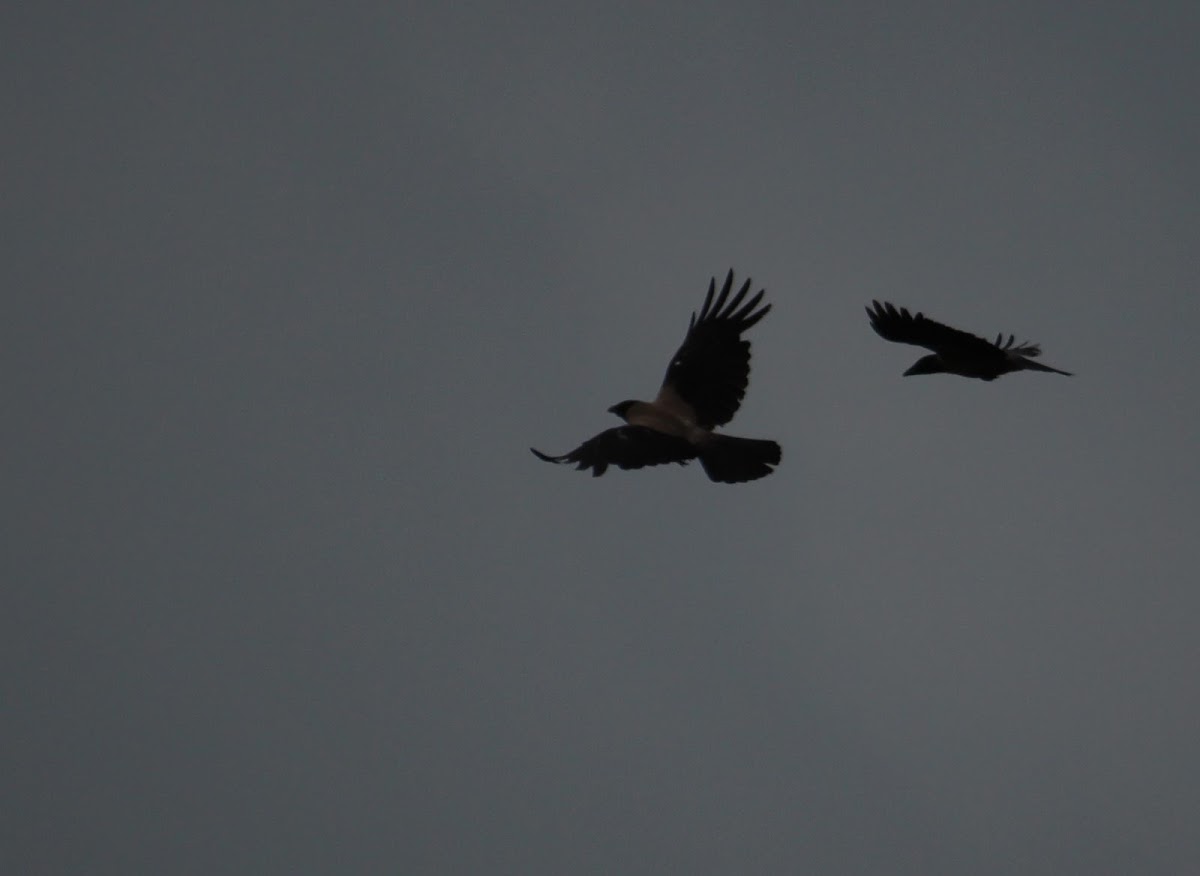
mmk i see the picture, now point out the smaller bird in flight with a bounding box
[532,270,781,483]
[866,300,1073,381]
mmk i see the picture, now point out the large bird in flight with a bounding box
[532,271,781,483]
[866,300,1073,381]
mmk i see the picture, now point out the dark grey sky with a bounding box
[5,4,1199,874]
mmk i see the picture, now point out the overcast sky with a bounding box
[5,3,1199,874]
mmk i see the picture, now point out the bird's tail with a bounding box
[1020,358,1073,376]
[698,434,781,484]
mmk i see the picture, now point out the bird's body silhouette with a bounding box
[532,271,781,483]
[867,300,1072,381]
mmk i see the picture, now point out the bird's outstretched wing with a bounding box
[866,300,999,358]
[656,270,770,429]
[531,426,696,477]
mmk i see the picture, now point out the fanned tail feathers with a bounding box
[698,434,781,484]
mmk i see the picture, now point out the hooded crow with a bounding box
[532,270,781,483]
[866,300,1073,381]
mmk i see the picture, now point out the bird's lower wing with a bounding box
[531,426,696,477]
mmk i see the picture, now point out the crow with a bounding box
[866,300,1072,380]
[532,271,781,483]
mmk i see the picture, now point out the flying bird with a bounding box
[866,300,1073,380]
[532,270,781,483]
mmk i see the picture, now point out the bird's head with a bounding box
[903,355,944,377]
[607,400,638,420]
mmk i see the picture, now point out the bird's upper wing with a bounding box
[655,270,770,429]
[866,300,1001,358]
[531,426,696,477]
